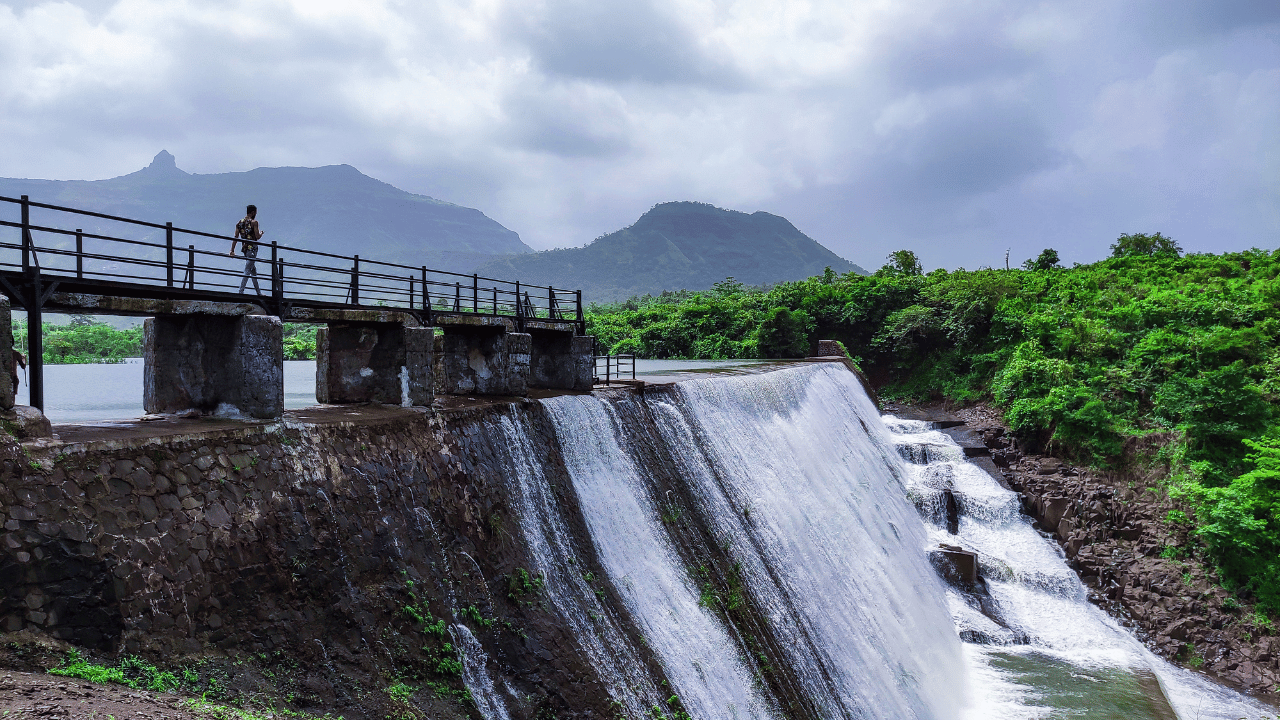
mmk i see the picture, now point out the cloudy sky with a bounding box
[1,0,1277,271]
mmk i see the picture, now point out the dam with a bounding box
[0,361,1273,719]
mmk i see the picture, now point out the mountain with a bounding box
[0,151,530,274]
[475,201,866,303]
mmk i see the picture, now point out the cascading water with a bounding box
[454,361,1271,718]
[646,364,966,719]
[542,396,776,720]
[885,416,1275,719]
[495,411,669,717]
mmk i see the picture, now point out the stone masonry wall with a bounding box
[0,404,660,719]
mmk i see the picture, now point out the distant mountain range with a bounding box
[476,201,866,303]
[0,151,530,274]
[2,156,863,302]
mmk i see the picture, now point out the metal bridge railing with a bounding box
[593,354,636,385]
[0,193,587,411]
[0,194,584,328]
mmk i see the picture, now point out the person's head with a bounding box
[246,204,257,218]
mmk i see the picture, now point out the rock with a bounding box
[0,406,53,439]
[930,546,979,585]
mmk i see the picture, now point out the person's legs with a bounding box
[239,258,262,294]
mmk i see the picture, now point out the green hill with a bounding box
[475,201,865,303]
[0,151,530,274]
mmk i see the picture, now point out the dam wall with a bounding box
[0,403,638,719]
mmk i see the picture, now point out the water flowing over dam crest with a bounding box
[0,363,1271,718]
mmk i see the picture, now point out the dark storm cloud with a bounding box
[501,0,742,87]
[0,0,1275,273]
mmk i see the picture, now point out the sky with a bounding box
[1,0,1277,272]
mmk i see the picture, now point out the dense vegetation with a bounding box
[12,319,320,363]
[13,317,144,364]
[587,238,1280,610]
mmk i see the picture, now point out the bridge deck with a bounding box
[0,194,586,410]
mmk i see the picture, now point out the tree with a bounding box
[879,250,923,277]
[756,307,812,358]
[1022,248,1061,271]
[1110,232,1182,259]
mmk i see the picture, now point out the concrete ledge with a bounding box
[47,293,265,317]
[522,319,580,333]
[286,307,422,326]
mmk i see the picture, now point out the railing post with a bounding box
[491,286,497,315]
[548,286,555,319]
[165,222,174,287]
[185,245,195,288]
[271,241,281,307]
[454,282,461,311]
[20,195,30,275]
[409,277,415,310]
[421,267,427,310]
[75,229,83,279]
[576,289,583,333]
[472,274,478,313]
[350,254,360,305]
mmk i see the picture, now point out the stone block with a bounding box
[816,339,844,357]
[528,331,595,391]
[144,314,283,418]
[316,323,433,406]
[929,545,979,586]
[0,406,53,438]
[437,328,529,396]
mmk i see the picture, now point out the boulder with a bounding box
[930,545,979,586]
[0,405,53,439]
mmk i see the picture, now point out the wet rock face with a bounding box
[0,405,635,719]
[956,406,1280,700]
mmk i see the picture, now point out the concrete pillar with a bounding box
[144,315,283,418]
[0,297,13,410]
[437,329,530,396]
[316,323,433,406]
[529,331,595,391]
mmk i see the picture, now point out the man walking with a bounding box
[230,204,264,294]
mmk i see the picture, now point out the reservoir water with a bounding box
[14,358,766,424]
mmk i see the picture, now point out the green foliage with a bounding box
[282,323,317,360]
[507,567,545,603]
[587,243,1280,607]
[49,649,180,692]
[879,249,923,276]
[1110,232,1182,258]
[13,317,142,364]
[1022,248,1061,271]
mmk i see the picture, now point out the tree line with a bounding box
[586,235,1280,611]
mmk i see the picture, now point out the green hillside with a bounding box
[475,201,865,302]
[587,239,1280,610]
[0,151,530,274]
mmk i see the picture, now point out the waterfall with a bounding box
[885,416,1275,720]
[542,395,775,720]
[454,361,1272,719]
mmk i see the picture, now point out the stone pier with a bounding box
[437,327,531,396]
[528,327,595,391]
[315,323,433,406]
[143,314,283,418]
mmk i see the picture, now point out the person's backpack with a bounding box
[236,217,258,256]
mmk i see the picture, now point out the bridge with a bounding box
[0,194,596,419]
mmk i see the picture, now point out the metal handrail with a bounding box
[0,194,584,327]
[593,354,637,385]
